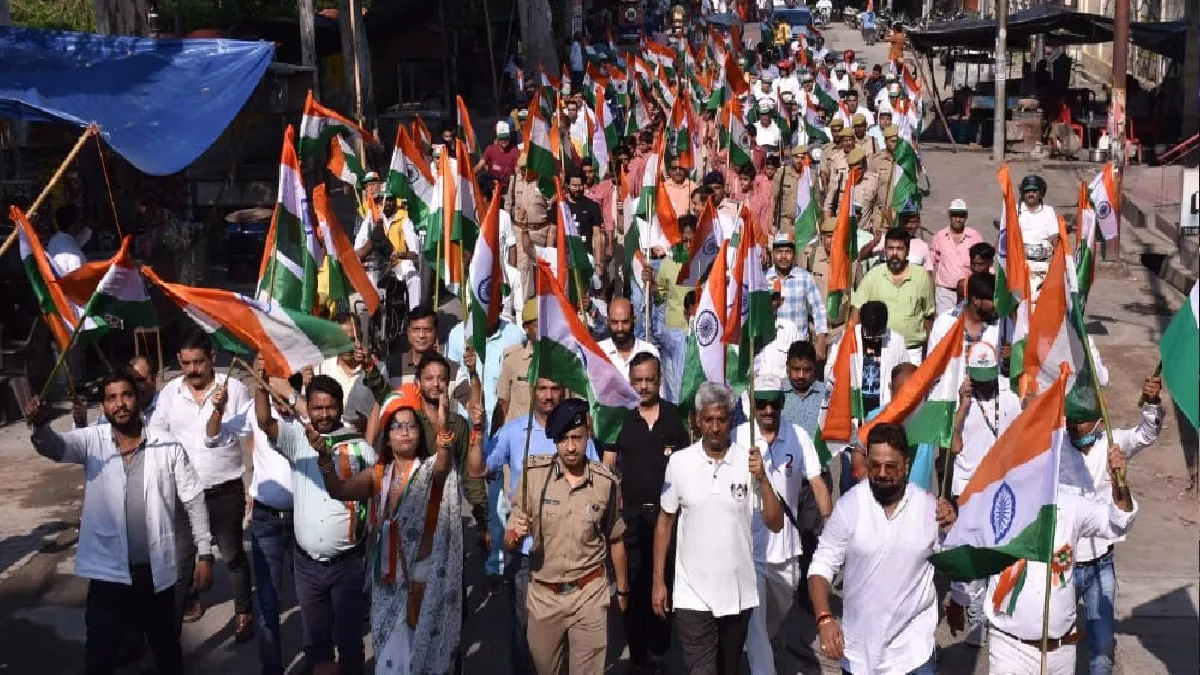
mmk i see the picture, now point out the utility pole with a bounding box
[298,0,320,94]
[991,0,1007,162]
[1107,0,1129,260]
[0,0,10,26]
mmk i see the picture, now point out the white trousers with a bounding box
[745,558,802,675]
[987,626,1075,675]
[395,260,422,311]
[906,346,926,366]
[935,286,960,316]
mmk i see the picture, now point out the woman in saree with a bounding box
[316,383,483,674]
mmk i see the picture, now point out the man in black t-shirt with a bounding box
[612,353,690,674]
[563,170,604,274]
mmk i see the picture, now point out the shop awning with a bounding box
[0,26,274,175]
[908,5,1188,61]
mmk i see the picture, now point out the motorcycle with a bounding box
[842,6,858,27]
[813,6,830,27]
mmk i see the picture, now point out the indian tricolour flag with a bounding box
[822,318,864,444]
[143,266,353,378]
[554,178,594,303]
[1160,283,1199,430]
[312,184,379,316]
[677,199,719,286]
[57,235,155,334]
[258,125,321,314]
[720,98,753,168]
[679,240,735,415]
[455,95,478,156]
[996,164,1032,384]
[1022,239,1099,420]
[793,161,819,247]
[1088,162,1120,240]
[930,368,1068,582]
[590,88,615,180]
[532,261,640,442]
[1074,181,1097,304]
[524,90,559,187]
[327,135,366,190]
[12,206,97,351]
[466,191,503,362]
[725,208,775,391]
[385,125,436,227]
[859,313,967,449]
[889,138,921,212]
[826,167,861,319]
[298,89,373,160]
[634,132,663,220]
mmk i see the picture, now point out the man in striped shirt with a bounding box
[765,234,829,360]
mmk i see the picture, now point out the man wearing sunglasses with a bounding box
[734,373,832,675]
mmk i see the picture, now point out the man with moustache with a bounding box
[253,373,376,675]
[488,379,603,674]
[808,423,955,675]
[27,374,213,675]
[148,330,254,639]
[851,229,936,365]
[613,353,690,674]
[928,272,1007,377]
[735,373,831,675]
[506,398,628,675]
[653,383,785,675]
[598,297,661,382]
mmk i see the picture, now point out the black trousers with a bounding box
[176,479,253,626]
[85,565,181,675]
[621,504,674,668]
[675,608,752,675]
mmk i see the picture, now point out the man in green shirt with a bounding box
[850,228,935,364]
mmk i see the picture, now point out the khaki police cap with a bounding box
[846,147,866,164]
[883,125,900,138]
[820,215,838,233]
[794,143,809,155]
[837,127,855,138]
[829,118,844,129]
[852,112,867,125]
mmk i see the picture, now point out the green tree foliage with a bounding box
[8,0,350,34]
[11,0,97,31]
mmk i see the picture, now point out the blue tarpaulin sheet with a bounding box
[0,26,274,175]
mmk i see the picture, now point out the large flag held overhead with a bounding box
[312,185,379,316]
[56,235,155,335]
[298,89,374,159]
[858,313,966,449]
[258,126,320,314]
[385,125,437,227]
[1021,240,1099,420]
[1160,283,1199,430]
[930,367,1067,586]
[679,239,734,415]
[1088,162,1120,241]
[144,267,353,377]
[466,191,504,363]
[532,262,640,442]
[12,205,93,351]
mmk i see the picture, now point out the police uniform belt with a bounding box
[534,564,606,594]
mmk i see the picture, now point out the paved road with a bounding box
[0,23,1194,675]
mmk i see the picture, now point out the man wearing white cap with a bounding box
[754,100,783,153]
[927,198,985,315]
[734,372,831,675]
[830,62,851,94]
[946,341,1022,646]
[477,121,520,193]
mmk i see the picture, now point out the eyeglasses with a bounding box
[389,421,420,432]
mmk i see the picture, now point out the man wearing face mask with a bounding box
[1056,376,1162,675]
[851,228,936,365]
[808,423,955,675]
[945,343,1022,647]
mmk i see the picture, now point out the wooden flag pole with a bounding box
[0,125,99,259]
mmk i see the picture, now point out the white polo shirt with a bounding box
[733,421,821,563]
[661,441,760,617]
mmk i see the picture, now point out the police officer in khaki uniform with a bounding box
[505,398,628,675]
[506,154,555,300]
[821,127,858,217]
[493,299,539,432]
[817,118,846,189]
[850,146,892,234]
[867,123,898,178]
[852,112,880,156]
[774,145,808,231]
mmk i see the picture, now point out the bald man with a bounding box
[597,298,661,384]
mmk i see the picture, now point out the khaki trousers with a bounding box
[526,575,609,675]
[516,222,551,300]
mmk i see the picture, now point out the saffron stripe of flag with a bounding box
[312,184,380,316]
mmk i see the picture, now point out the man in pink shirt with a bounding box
[738,164,774,236]
[583,162,615,276]
[663,159,696,217]
[624,131,653,194]
[926,198,984,314]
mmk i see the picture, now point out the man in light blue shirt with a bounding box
[445,314,525,578]
[486,378,599,675]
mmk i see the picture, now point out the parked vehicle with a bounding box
[769,6,814,39]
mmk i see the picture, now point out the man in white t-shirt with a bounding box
[597,297,661,383]
[734,374,831,675]
[653,382,785,675]
[946,342,1021,646]
[46,204,91,276]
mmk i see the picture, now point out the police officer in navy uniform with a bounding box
[506,398,629,675]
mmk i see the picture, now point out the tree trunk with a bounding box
[93,0,150,36]
[336,0,376,130]
[0,0,11,26]
[517,0,559,78]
